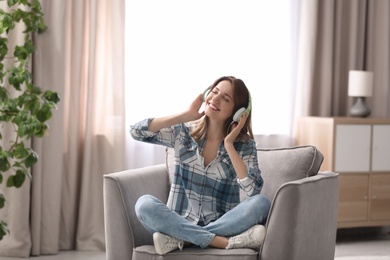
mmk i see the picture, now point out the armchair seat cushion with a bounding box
[133,246,258,260]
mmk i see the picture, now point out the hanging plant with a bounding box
[0,0,60,240]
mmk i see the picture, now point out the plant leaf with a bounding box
[13,143,29,159]
[7,0,19,7]
[23,150,38,167]
[0,37,8,61]
[0,194,5,209]
[36,104,52,122]
[0,156,10,172]
[0,10,15,33]
[0,86,9,101]
[13,170,25,188]
[0,220,10,240]
[6,175,14,187]
[43,90,61,104]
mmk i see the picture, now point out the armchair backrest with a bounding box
[257,145,324,201]
[167,145,324,202]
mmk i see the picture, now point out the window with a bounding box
[125,0,293,168]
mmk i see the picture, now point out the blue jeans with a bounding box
[135,194,271,249]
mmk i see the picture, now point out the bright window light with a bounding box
[125,0,292,135]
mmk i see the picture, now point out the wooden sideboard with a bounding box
[296,117,390,228]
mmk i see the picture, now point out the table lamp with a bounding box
[348,70,373,117]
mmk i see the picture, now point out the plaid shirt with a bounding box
[130,118,264,225]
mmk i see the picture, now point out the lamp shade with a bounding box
[348,70,373,97]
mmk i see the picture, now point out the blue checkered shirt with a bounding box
[130,118,264,225]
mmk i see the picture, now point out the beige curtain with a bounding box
[0,0,125,257]
[0,3,33,257]
[293,0,390,119]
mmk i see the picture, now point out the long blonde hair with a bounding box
[190,76,254,142]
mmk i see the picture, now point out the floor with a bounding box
[334,227,390,259]
[0,228,389,260]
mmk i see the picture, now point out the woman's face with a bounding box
[204,80,235,123]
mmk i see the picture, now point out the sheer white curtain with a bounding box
[31,0,126,255]
[125,1,294,169]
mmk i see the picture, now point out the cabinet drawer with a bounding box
[372,125,390,171]
[335,125,371,172]
[338,174,369,222]
[370,174,390,220]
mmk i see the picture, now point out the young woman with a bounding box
[130,76,271,255]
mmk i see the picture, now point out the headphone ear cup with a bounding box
[232,107,246,122]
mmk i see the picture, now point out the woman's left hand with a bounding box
[225,112,248,145]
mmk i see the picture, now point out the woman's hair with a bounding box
[190,76,254,141]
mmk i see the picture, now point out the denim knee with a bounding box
[245,194,271,223]
[135,194,157,221]
[252,194,271,208]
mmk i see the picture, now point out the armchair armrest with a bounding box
[103,164,170,260]
[260,171,339,260]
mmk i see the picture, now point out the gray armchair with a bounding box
[104,145,339,260]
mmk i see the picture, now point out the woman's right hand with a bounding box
[186,94,205,121]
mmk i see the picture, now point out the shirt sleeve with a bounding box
[236,140,264,197]
[129,118,181,148]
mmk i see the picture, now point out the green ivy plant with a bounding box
[0,0,60,240]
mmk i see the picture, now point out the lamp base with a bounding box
[349,97,371,117]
